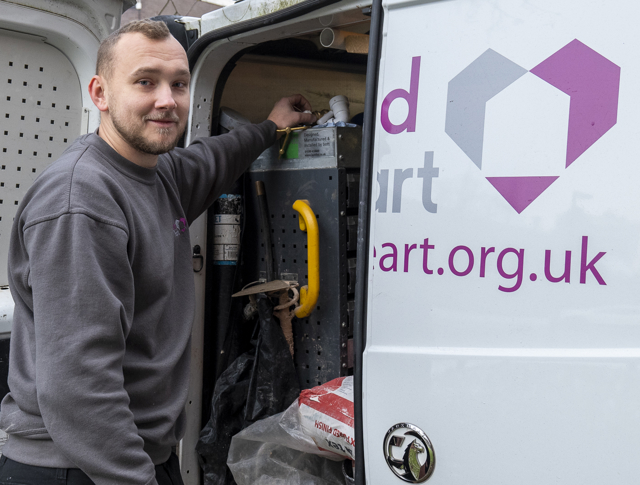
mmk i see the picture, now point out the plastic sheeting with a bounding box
[197,294,301,484]
[227,396,345,485]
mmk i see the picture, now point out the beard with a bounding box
[109,102,186,156]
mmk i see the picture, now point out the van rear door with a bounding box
[364,0,640,483]
[0,0,128,451]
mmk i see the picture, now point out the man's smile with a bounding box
[144,114,180,128]
[148,120,176,127]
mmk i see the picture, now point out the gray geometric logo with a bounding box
[445,49,527,169]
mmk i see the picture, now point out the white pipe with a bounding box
[329,95,350,123]
[319,28,369,54]
[319,28,346,49]
[317,110,334,124]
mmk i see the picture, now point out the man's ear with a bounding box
[88,75,109,113]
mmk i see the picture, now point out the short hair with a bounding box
[96,20,171,80]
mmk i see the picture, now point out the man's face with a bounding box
[104,33,190,155]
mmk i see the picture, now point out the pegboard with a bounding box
[242,127,362,389]
[0,31,82,286]
[245,168,351,388]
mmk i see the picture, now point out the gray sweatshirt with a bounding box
[0,121,276,484]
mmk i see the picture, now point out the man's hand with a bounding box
[268,94,317,131]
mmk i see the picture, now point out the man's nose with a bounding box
[156,83,177,110]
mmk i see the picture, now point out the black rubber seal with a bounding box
[187,0,342,70]
[151,15,199,52]
[353,0,383,482]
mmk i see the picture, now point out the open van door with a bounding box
[0,0,131,450]
[363,0,640,483]
[0,3,209,481]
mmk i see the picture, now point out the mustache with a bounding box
[144,114,180,123]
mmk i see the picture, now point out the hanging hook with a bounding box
[192,245,203,273]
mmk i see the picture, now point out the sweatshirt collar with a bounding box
[86,132,158,185]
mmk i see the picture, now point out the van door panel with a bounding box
[365,0,640,482]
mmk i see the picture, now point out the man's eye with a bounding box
[174,82,187,88]
[138,80,151,86]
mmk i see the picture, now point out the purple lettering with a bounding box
[380,243,398,272]
[404,244,417,272]
[419,238,435,275]
[580,236,606,285]
[377,238,607,291]
[380,57,421,134]
[480,247,495,277]
[497,248,525,292]
[448,246,474,276]
[544,250,571,283]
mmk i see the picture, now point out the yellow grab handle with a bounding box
[292,199,319,318]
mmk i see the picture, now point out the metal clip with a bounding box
[192,245,203,273]
[277,126,309,158]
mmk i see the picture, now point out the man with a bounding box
[0,19,315,485]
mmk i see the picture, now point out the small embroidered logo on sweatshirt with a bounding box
[173,218,188,236]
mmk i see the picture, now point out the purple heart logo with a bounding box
[445,39,621,213]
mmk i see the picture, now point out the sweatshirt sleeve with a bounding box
[164,120,277,223]
[24,212,157,485]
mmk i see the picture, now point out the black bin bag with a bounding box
[197,293,300,485]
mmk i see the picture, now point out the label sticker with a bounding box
[214,214,241,224]
[300,130,335,158]
[213,244,239,261]
[213,224,241,245]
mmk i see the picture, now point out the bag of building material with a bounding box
[298,376,355,461]
[227,377,354,485]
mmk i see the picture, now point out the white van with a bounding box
[0,0,636,484]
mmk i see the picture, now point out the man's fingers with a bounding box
[287,94,312,113]
[267,94,317,130]
[296,112,317,125]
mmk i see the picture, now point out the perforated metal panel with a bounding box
[244,168,348,388]
[0,31,82,285]
[243,127,362,389]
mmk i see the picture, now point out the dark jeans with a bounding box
[0,453,184,485]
